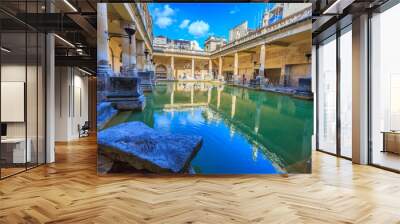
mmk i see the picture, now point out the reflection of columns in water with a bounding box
[277,97,283,113]
[191,86,194,105]
[217,89,221,109]
[254,105,261,133]
[207,88,211,104]
[170,89,174,105]
[252,144,258,161]
[229,124,235,139]
[231,95,236,118]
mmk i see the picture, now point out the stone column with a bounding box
[234,52,239,81]
[191,58,195,79]
[121,23,130,74]
[259,44,266,77]
[136,40,145,71]
[129,29,137,74]
[208,59,213,80]
[171,56,175,80]
[218,56,223,80]
[279,57,286,86]
[143,49,151,71]
[97,3,110,65]
[121,22,138,78]
[97,3,112,100]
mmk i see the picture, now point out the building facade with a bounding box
[204,36,227,52]
[229,21,251,43]
[152,5,312,86]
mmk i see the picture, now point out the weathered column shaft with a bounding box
[136,40,145,70]
[171,56,175,79]
[97,3,110,64]
[191,58,195,78]
[259,44,266,76]
[209,59,212,77]
[234,52,239,77]
[130,32,137,67]
[121,27,130,71]
[121,22,137,76]
[219,57,222,76]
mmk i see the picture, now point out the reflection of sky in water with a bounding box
[108,82,313,174]
[153,108,281,174]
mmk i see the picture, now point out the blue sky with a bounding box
[148,3,275,49]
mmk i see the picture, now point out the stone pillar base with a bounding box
[138,71,155,92]
[105,76,145,111]
[97,62,113,103]
[256,75,265,86]
[111,95,145,111]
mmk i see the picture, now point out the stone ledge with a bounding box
[98,121,203,174]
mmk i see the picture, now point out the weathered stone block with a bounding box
[138,71,154,92]
[97,102,118,130]
[106,76,145,111]
[98,121,203,173]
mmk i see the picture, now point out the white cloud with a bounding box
[188,20,209,37]
[179,19,190,29]
[154,4,174,17]
[190,40,203,51]
[153,5,175,29]
[229,7,239,14]
[156,17,173,28]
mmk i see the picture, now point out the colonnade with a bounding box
[167,56,211,80]
[97,3,153,78]
[156,43,267,82]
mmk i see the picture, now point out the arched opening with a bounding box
[155,64,168,80]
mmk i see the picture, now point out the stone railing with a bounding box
[153,46,210,57]
[211,7,312,55]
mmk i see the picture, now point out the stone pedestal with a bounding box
[256,75,265,86]
[122,65,138,78]
[97,62,113,103]
[106,76,145,111]
[138,71,154,92]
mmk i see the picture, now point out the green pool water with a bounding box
[106,82,313,174]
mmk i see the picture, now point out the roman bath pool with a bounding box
[106,82,313,174]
